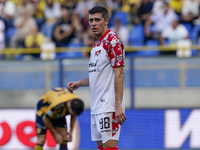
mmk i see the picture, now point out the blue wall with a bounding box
[77,109,196,149]
[1,68,200,89]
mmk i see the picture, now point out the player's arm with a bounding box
[42,115,63,144]
[67,114,76,142]
[114,66,126,125]
[67,77,89,93]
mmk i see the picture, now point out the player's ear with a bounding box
[105,18,109,26]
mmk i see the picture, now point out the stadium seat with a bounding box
[109,11,128,27]
[189,25,200,56]
[181,23,192,33]
[66,41,81,47]
[56,52,83,59]
[128,24,144,45]
[135,39,160,57]
[190,25,200,42]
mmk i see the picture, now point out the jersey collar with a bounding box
[99,29,111,41]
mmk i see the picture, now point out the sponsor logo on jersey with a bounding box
[100,129,111,133]
[94,50,101,57]
[89,60,101,73]
[89,60,100,68]
[116,54,123,62]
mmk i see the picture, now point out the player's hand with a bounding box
[67,81,79,93]
[115,105,126,125]
[67,132,72,142]
[54,132,63,144]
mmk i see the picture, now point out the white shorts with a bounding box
[91,112,121,144]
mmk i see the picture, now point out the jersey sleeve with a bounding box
[45,106,54,118]
[106,34,125,68]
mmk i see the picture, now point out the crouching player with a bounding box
[34,87,84,150]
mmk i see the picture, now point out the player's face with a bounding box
[89,13,109,39]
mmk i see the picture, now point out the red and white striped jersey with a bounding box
[89,29,125,114]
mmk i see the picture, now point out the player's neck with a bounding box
[96,28,108,40]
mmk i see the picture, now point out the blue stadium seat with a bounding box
[136,39,160,57]
[109,11,128,27]
[56,52,83,59]
[189,25,200,56]
[128,24,144,45]
[130,41,143,46]
[181,23,192,33]
[190,25,200,42]
[66,41,81,47]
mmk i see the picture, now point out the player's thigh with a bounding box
[56,128,68,141]
[52,117,67,140]
[91,114,101,142]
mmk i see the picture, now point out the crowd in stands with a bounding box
[0,0,200,59]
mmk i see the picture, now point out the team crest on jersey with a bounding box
[94,50,101,57]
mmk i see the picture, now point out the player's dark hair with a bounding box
[88,6,108,20]
[70,98,84,115]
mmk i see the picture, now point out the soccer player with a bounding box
[67,6,126,150]
[34,87,84,150]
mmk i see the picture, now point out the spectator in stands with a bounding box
[52,6,74,47]
[112,0,123,11]
[61,0,78,15]
[25,25,45,48]
[9,0,37,48]
[15,0,35,18]
[72,7,96,48]
[152,0,164,13]
[0,0,16,29]
[0,18,5,50]
[144,1,178,44]
[82,30,95,48]
[110,18,129,46]
[160,17,189,55]
[181,0,199,27]
[94,0,114,8]
[169,0,184,16]
[32,0,46,28]
[73,0,95,19]
[95,0,115,26]
[71,13,83,44]
[137,0,154,25]
[40,0,62,39]
[198,30,200,44]
[80,9,90,33]
[120,0,136,13]
[128,0,140,25]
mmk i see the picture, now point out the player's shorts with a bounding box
[35,100,67,136]
[91,112,121,144]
